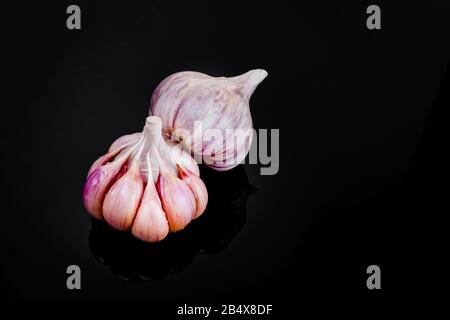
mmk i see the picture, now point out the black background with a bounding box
[2,0,449,313]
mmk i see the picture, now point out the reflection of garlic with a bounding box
[83,116,208,242]
[150,69,267,171]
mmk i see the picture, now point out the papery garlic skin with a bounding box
[83,152,131,219]
[149,69,267,171]
[132,157,169,242]
[178,164,208,219]
[83,116,208,242]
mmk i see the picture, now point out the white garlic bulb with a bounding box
[149,69,267,171]
[83,116,208,243]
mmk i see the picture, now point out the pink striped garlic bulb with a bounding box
[83,116,208,243]
[150,69,267,171]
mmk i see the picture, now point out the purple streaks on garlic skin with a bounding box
[83,168,107,218]
[82,116,208,243]
[177,164,208,219]
[83,154,130,219]
[102,160,144,231]
[150,69,267,170]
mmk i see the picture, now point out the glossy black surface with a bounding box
[88,166,253,283]
[2,0,449,307]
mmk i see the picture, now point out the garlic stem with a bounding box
[143,116,163,144]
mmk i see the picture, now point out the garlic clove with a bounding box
[108,132,141,153]
[102,160,144,231]
[132,157,169,242]
[157,172,196,232]
[87,147,124,177]
[177,164,208,219]
[83,155,129,219]
[150,69,267,171]
[206,132,253,171]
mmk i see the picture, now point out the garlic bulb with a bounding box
[83,116,208,243]
[150,69,267,171]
